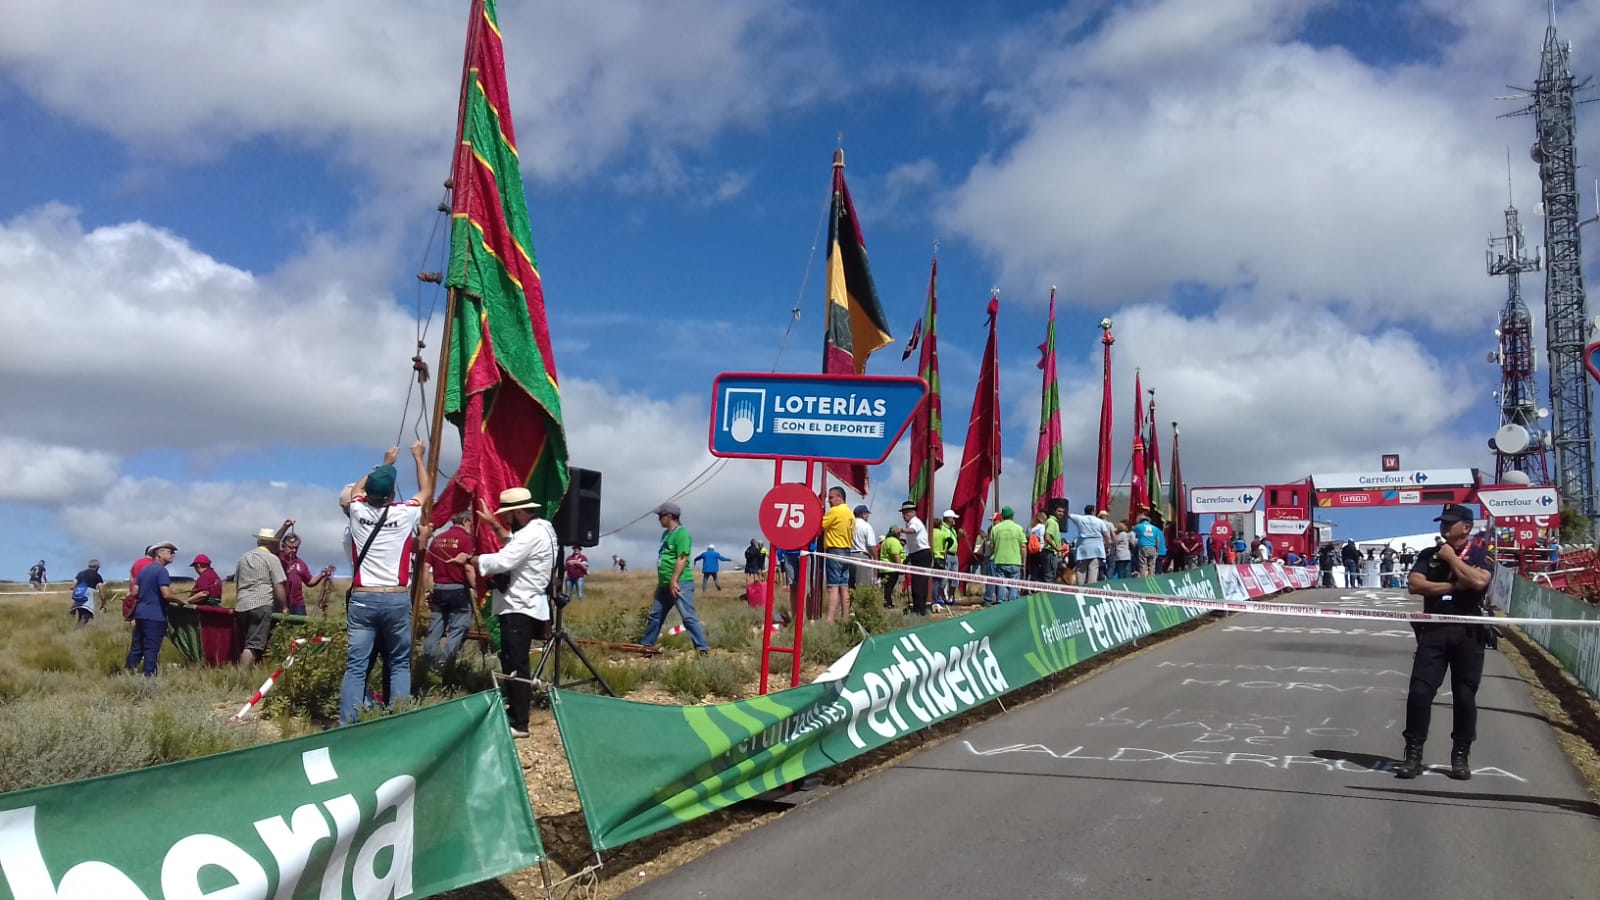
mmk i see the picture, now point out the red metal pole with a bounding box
[792,459,815,688]
[759,458,784,695]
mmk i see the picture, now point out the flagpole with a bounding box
[410,0,485,630]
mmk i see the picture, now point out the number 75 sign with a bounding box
[760,482,824,550]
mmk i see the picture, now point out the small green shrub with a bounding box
[568,603,641,645]
[262,628,349,722]
[591,657,650,696]
[849,585,887,634]
[704,604,762,653]
[658,655,710,702]
[699,655,755,699]
[800,620,862,667]
[21,641,79,674]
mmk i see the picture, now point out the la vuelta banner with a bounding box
[0,691,541,900]
[552,567,1223,850]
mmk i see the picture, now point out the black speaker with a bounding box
[1185,512,1201,533]
[551,468,602,548]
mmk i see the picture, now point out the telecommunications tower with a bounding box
[1486,184,1553,486]
[1506,3,1595,517]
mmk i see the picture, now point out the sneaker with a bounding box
[510,726,531,739]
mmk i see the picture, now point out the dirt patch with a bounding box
[441,607,1225,899]
[1496,625,1600,796]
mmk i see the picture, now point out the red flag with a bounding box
[1169,422,1187,532]
[822,150,893,494]
[1095,323,1115,514]
[1130,371,1147,518]
[1146,388,1163,518]
[907,257,943,525]
[951,295,1001,569]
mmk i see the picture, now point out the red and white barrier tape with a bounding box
[229,636,332,722]
[810,552,1600,629]
[664,622,782,637]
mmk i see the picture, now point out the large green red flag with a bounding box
[822,150,893,494]
[1146,390,1164,522]
[907,257,943,525]
[950,295,1001,569]
[434,0,568,536]
[1032,288,1064,514]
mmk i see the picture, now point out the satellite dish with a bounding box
[1531,142,1546,164]
[1538,407,1550,419]
[1494,424,1532,454]
[1502,469,1533,486]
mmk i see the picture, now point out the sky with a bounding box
[2,0,1598,579]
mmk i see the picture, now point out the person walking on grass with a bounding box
[639,502,710,653]
[565,546,589,600]
[28,560,46,591]
[744,539,764,586]
[694,544,733,592]
[69,560,103,627]
[338,442,432,725]
[126,542,178,676]
[452,487,557,739]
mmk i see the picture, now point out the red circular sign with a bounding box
[759,482,824,550]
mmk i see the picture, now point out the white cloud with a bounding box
[939,0,1600,328]
[0,0,817,187]
[0,438,119,504]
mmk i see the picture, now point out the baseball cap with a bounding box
[1000,505,1014,518]
[190,554,212,567]
[653,502,682,518]
[942,509,958,519]
[853,505,870,515]
[365,464,397,497]
[1434,503,1475,524]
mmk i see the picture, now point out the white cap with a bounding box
[707,544,715,549]
[942,509,958,519]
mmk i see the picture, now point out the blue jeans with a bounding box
[702,571,721,591]
[994,564,1022,603]
[340,591,413,725]
[641,581,708,651]
[125,618,165,676]
[422,586,472,662]
[983,560,998,605]
[568,576,585,600]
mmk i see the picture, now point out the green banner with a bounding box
[0,691,541,899]
[1504,573,1600,699]
[553,567,1222,850]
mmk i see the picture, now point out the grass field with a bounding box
[0,567,888,794]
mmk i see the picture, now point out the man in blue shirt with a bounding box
[127,541,179,676]
[1132,515,1160,577]
[693,544,733,591]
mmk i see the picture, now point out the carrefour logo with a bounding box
[1195,493,1252,505]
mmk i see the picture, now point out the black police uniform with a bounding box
[1399,542,1493,776]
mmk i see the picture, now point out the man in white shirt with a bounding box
[899,501,933,616]
[337,441,432,725]
[452,486,556,738]
[1069,504,1114,584]
[850,504,878,590]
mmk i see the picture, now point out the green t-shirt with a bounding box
[1044,517,1062,551]
[989,519,1027,566]
[658,526,694,584]
[932,523,959,559]
[880,535,905,563]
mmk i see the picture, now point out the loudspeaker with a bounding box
[551,468,602,548]
[1184,512,1200,533]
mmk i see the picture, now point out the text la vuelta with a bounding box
[0,747,415,900]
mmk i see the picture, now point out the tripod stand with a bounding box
[529,594,614,696]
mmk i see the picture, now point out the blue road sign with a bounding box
[708,372,928,463]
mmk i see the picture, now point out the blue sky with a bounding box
[1,0,1596,578]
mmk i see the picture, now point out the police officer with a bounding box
[1396,504,1494,780]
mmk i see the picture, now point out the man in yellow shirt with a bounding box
[820,486,856,622]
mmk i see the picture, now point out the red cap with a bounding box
[190,554,211,567]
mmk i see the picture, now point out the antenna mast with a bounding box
[1504,2,1596,520]
[1485,170,1552,487]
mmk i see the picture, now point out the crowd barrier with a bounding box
[1500,570,1600,700]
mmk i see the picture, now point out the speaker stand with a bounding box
[530,599,615,697]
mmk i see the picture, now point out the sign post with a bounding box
[709,372,927,693]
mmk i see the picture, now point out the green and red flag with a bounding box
[950,295,1001,569]
[1146,389,1164,522]
[907,257,943,525]
[433,0,568,540]
[822,150,893,494]
[1032,288,1064,514]
[1130,371,1147,517]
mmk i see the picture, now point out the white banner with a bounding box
[1312,468,1476,490]
[1189,486,1264,514]
[1266,518,1310,535]
[1478,486,1560,517]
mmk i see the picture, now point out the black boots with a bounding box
[1395,741,1425,779]
[1449,742,1472,781]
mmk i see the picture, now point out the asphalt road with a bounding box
[629,588,1600,899]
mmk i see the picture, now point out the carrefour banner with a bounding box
[552,567,1223,851]
[0,691,542,900]
[1504,573,1600,699]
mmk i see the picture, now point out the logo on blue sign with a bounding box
[708,373,928,463]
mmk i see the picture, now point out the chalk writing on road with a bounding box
[1179,678,1410,695]
[1086,707,1375,743]
[1223,625,1414,637]
[960,741,1526,781]
[1157,662,1409,677]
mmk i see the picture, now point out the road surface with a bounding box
[630,587,1600,899]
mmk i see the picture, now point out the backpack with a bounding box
[1027,532,1043,554]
